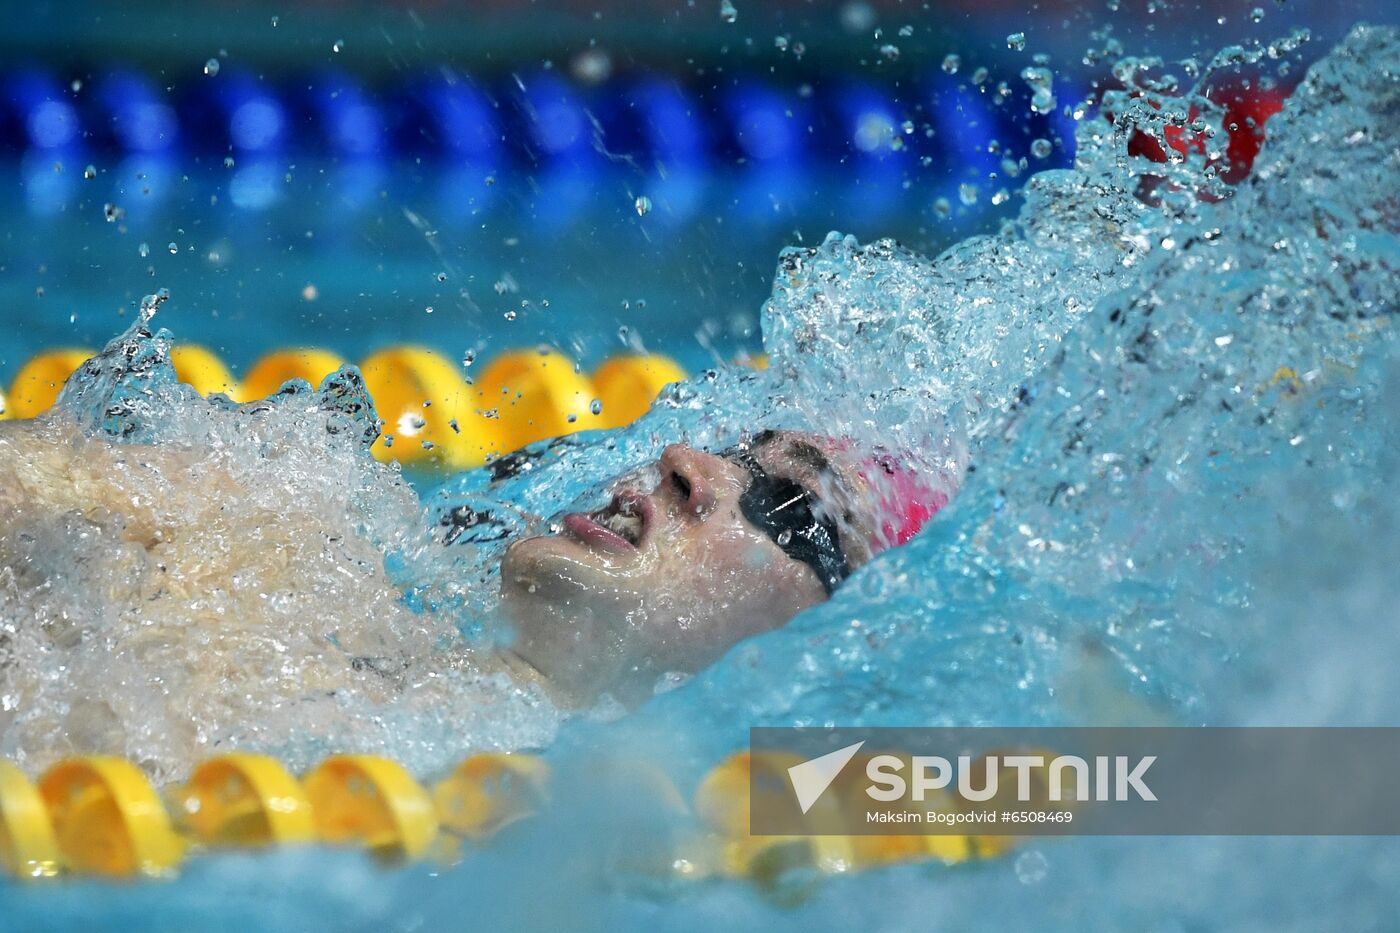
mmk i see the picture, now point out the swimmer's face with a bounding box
[500,430,872,705]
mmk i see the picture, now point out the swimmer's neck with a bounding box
[487,647,572,706]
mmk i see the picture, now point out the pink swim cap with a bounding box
[852,451,951,553]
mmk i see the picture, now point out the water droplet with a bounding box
[589,399,603,416]
[1015,850,1049,884]
[167,242,178,255]
[634,195,653,216]
[204,58,220,76]
[719,0,737,23]
[1006,31,1027,51]
[332,39,345,53]
[958,183,979,205]
[839,1,875,34]
[83,164,96,180]
[941,53,961,74]
[1030,138,1054,159]
[449,419,461,434]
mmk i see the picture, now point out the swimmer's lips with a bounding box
[561,491,653,556]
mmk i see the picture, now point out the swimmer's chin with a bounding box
[500,533,639,597]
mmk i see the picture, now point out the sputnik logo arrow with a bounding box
[787,741,865,814]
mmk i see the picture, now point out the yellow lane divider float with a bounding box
[38,757,185,878]
[3,346,690,468]
[0,761,61,878]
[0,749,1025,885]
[177,753,316,848]
[6,349,94,420]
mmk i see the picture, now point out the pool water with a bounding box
[2,17,1400,933]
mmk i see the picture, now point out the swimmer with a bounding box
[498,429,953,705]
[0,408,955,745]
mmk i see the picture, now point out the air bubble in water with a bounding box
[204,58,220,76]
[958,183,979,205]
[941,53,961,74]
[83,164,96,180]
[1015,850,1049,884]
[1007,32,1027,51]
[879,44,900,61]
[503,310,517,321]
[1031,138,1054,159]
[898,25,913,37]
[840,1,875,34]
[434,272,447,283]
[462,350,476,368]
[425,306,434,314]
[777,529,793,546]
[138,242,150,258]
[933,197,952,218]
[103,203,124,222]
[634,195,653,216]
[589,399,603,416]
[1251,7,1265,21]
[332,39,344,53]
[719,0,737,23]
[167,242,178,255]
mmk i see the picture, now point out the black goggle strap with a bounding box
[730,451,850,596]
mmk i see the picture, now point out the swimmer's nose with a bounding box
[659,444,721,517]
